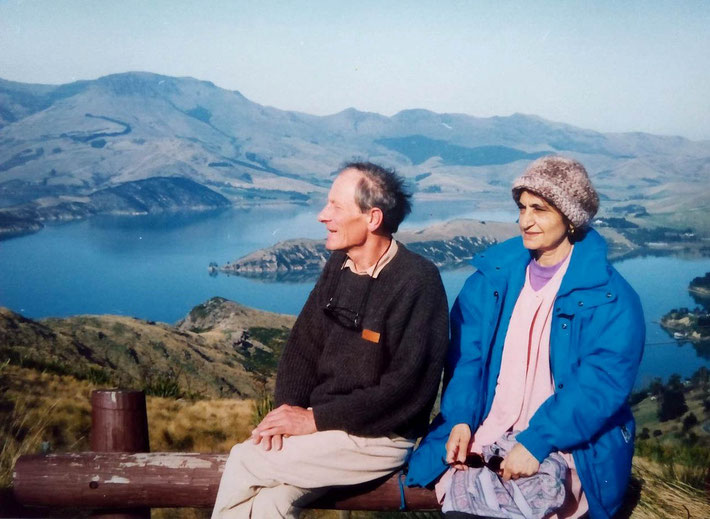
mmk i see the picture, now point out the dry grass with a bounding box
[0,363,93,487]
[630,457,710,519]
[0,363,255,491]
[148,397,253,452]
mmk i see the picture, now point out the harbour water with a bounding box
[1,202,708,389]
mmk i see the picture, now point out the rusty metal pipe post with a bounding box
[90,389,150,519]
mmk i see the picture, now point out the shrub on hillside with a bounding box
[657,381,688,422]
[682,412,699,432]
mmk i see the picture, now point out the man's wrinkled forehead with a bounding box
[329,168,363,199]
[335,167,363,185]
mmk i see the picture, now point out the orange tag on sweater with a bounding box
[361,328,381,343]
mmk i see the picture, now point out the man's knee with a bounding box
[227,440,261,467]
[229,440,248,456]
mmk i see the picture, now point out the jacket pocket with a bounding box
[588,417,635,512]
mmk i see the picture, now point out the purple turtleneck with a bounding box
[529,255,568,291]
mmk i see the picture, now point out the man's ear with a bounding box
[367,207,384,232]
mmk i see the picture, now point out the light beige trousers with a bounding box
[211,430,415,519]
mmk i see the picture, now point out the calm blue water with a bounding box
[1,202,708,388]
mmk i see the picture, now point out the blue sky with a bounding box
[1,0,708,139]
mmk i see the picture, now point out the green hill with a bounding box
[0,297,295,399]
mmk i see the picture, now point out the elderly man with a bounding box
[212,162,449,518]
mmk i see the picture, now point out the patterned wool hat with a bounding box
[512,156,599,228]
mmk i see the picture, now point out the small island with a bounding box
[213,220,651,282]
[689,272,710,299]
[660,271,710,344]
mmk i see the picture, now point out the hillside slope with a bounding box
[0,297,295,399]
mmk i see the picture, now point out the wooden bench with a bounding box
[11,390,438,517]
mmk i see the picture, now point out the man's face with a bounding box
[317,169,370,252]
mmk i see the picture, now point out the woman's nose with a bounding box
[519,209,532,228]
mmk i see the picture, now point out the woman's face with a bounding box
[517,190,571,262]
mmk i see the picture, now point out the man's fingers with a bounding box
[258,407,285,426]
[255,415,287,434]
[264,404,289,418]
[258,425,285,436]
[257,413,281,428]
[272,434,283,451]
[250,429,262,444]
[260,434,272,451]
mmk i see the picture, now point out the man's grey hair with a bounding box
[342,161,412,234]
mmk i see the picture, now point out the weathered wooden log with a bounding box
[13,452,439,511]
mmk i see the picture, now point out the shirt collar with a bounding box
[342,239,398,278]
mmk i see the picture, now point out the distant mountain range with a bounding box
[1,71,709,238]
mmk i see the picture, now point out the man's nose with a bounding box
[317,206,329,222]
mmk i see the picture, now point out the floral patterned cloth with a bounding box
[442,432,568,519]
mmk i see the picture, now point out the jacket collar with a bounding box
[471,228,611,294]
[471,235,531,276]
[557,229,611,296]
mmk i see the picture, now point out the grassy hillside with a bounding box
[626,370,710,518]
[0,297,295,400]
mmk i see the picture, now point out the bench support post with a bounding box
[90,389,150,519]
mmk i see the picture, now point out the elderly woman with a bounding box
[407,156,644,519]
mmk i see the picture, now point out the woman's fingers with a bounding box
[500,443,540,480]
[500,458,513,481]
[455,435,468,464]
[445,424,471,468]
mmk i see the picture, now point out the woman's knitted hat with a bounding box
[512,156,599,228]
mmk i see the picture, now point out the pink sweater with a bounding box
[471,253,571,450]
[438,250,588,517]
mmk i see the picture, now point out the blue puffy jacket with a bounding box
[407,229,645,519]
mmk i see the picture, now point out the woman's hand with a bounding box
[445,423,472,470]
[500,443,540,480]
